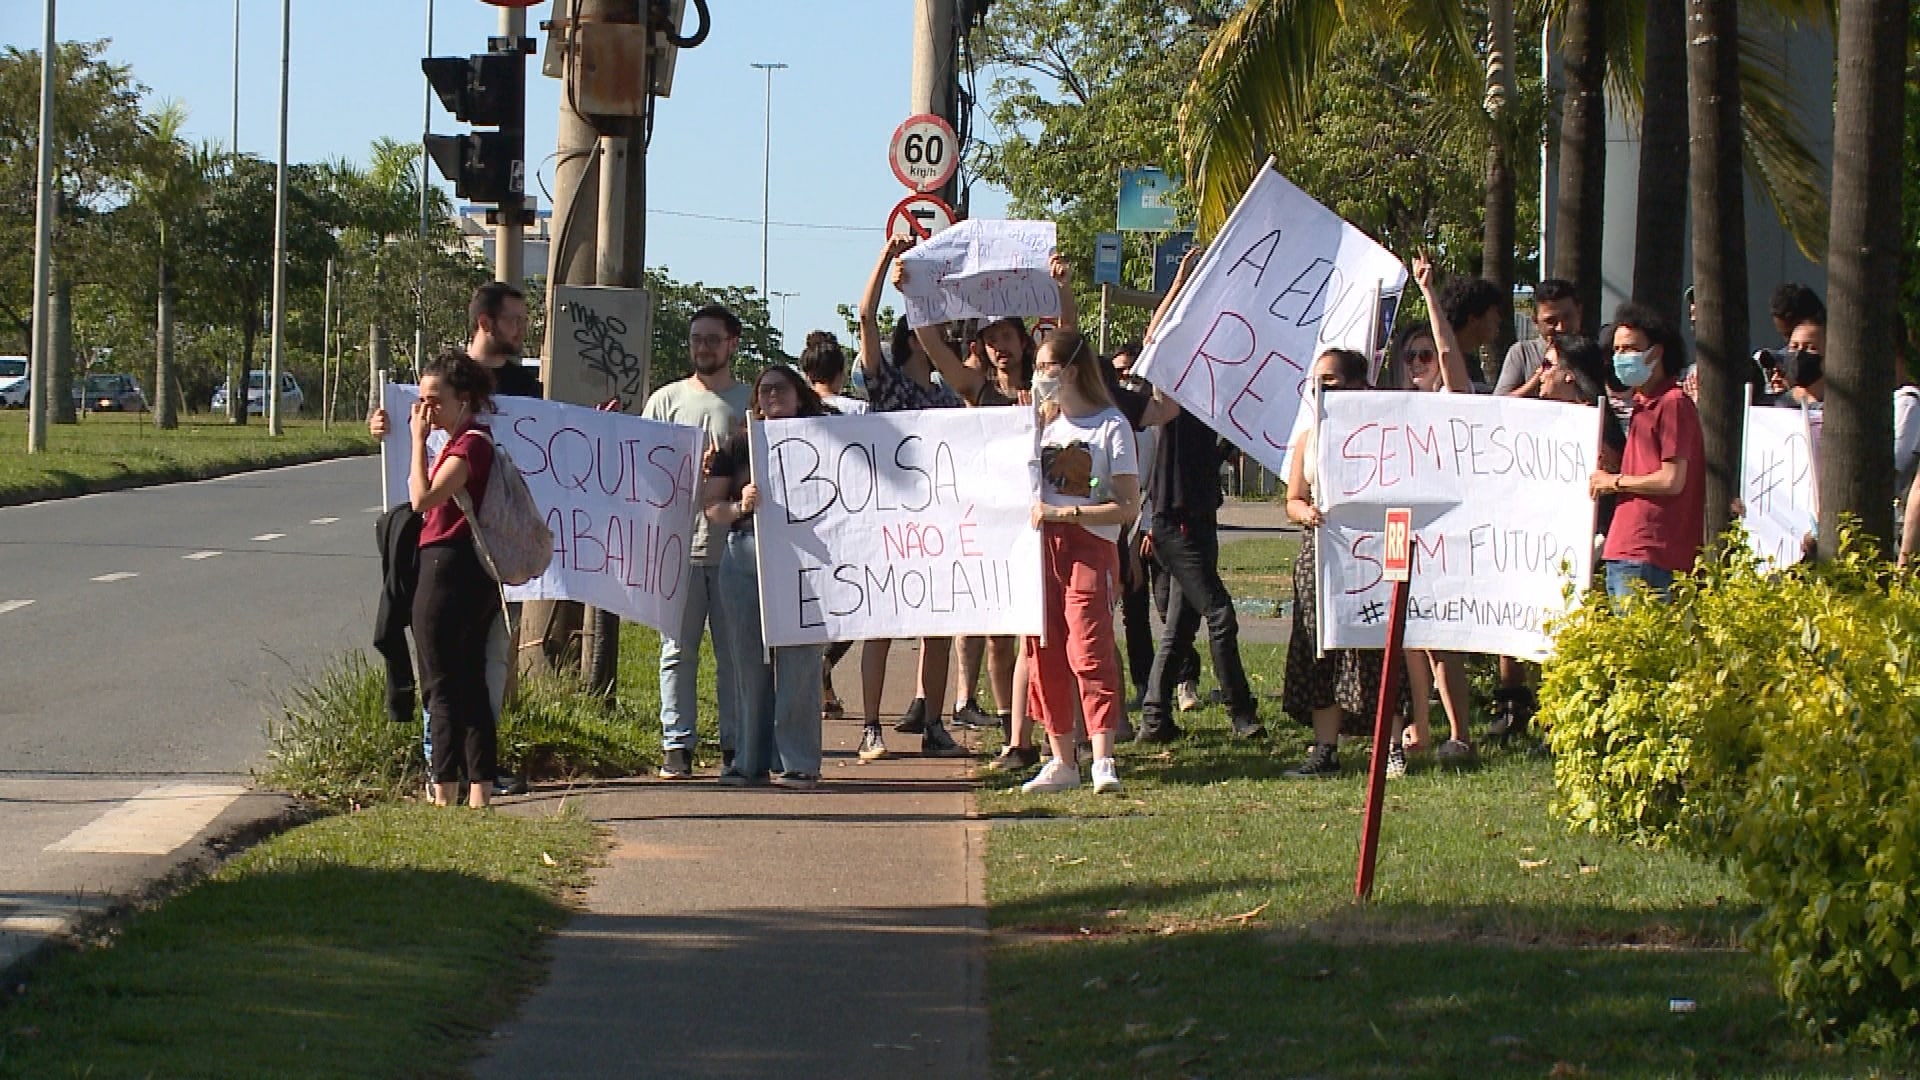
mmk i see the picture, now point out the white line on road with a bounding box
[184,551,224,560]
[0,599,34,615]
[251,533,286,542]
[362,505,385,514]
[91,572,138,583]
[309,517,339,525]
[47,784,246,856]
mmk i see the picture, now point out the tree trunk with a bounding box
[1687,0,1749,548]
[232,317,254,426]
[51,274,75,425]
[155,255,178,429]
[1632,0,1690,325]
[1551,0,1607,336]
[1818,0,1910,557]
[1481,0,1519,377]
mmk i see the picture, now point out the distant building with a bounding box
[452,204,553,285]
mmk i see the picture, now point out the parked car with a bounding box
[77,373,148,413]
[0,355,26,408]
[211,370,303,416]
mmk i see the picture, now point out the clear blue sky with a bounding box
[0,1,1012,355]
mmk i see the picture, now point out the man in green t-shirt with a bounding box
[641,305,754,779]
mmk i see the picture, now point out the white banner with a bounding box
[1133,163,1407,477]
[1315,392,1597,660]
[382,384,705,636]
[749,408,1046,647]
[896,219,1060,327]
[1741,403,1817,571]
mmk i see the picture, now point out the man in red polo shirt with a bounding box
[1588,302,1705,600]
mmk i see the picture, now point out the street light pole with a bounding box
[266,0,290,436]
[26,0,55,455]
[749,61,787,303]
[230,0,241,151]
[416,0,434,375]
[771,290,797,349]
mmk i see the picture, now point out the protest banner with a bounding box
[896,219,1060,327]
[381,384,704,636]
[748,407,1045,647]
[1741,402,1817,571]
[1313,391,1597,660]
[1133,161,1408,478]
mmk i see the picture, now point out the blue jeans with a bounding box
[423,606,510,769]
[1605,560,1675,603]
[660,558,737,754]
[717,530,824,778]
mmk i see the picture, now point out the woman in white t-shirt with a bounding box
[1018,328,1142,795]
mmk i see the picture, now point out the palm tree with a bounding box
[1482,0,1520,360]
[1631,1,1688,323]
[128,102,210,429]
[1817,0,1910,557]
[1554,0,1608,335]
[1688,0,1749,549]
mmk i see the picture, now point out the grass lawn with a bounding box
[0,804,600,1079]
[0,410,374,506]
[980,640,1909,1077]
[1217,534,1303,612]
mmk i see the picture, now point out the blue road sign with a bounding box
[1118,167,1179,232]
[1093,232,1123,285]
[1153,231,1195,293]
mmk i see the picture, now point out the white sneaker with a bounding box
[1020,758,1082,794]
[1091,757,1122,794]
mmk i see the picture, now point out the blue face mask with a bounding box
[1613,349,1656,388]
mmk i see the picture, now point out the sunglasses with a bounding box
[1407,348,1438,364]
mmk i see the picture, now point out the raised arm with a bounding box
[1050,253,1078,334]
[1413,254,1474,393]
[912,322,985,402]
[859,235,916,381]
[1145,244,1203,342]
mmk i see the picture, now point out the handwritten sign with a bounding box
[548,285,654,411]
[1314,391,1596,660]
[1741,403,1817,571]
[896,219,1060,327]
[1133,163,1407,479]
[748,408,1045,647]
[381,383,704,636]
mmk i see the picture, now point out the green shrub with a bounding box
[499,675,657,779]
[1540,529,1920,1046]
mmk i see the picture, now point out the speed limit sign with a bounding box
[889,113,959,193]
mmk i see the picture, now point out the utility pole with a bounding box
[910,0,960,212]
[495,5,526,285]
[417,0,434,374]
[749,61,786,301]
[230,0,240,151]
[771,290,797,346]
[26,0,55,455]
[267,0,291,436]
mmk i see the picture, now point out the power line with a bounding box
[646,207,875,233]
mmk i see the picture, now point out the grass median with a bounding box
[0,411,374,506]
[979,640,1912,1077]
[0,803,601,1079]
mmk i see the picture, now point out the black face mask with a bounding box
[1786,349,1823,388]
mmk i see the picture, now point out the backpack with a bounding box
[451,428,554,586]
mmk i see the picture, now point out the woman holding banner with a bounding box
[1012,328,1141,795]
[704,367,832,789]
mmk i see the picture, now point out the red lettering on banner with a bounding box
[1347,533,1384,594]
[1223,350,1307,449]
[1173,310,1255,416]
[1414,531,1448,574]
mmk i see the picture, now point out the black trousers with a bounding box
[414,540,498,785]
[1140,509,1256,733]
[1119,526,1197,697]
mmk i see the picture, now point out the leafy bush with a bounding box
[261,653,658,807]
[1540,529,1920,1046]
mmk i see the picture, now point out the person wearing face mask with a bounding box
[1772,316,1826,409]
[1589,303,1705,602]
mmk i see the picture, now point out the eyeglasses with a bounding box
[1406,349,1438,364]
[689,333,730,347]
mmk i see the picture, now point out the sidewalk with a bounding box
[476,639,989,1079]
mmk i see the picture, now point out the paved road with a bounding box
[0,456,383,972]
[0,455,386,777]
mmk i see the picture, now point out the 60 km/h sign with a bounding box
[889,113,959,193]
[887,193,956,241]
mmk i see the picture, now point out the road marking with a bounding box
[46,784,246,856]
[363,505,385,514]
[184,550,224,560]
[309,517,339,525]
[91,572,138,583]
[251,532,286,541]
[0,599,34,615]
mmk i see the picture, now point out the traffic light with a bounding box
[422,48,526,210]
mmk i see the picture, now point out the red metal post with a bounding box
[1354,576,1409,901]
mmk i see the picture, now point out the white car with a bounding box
[212,370,303,416]
[0,355,27,408]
